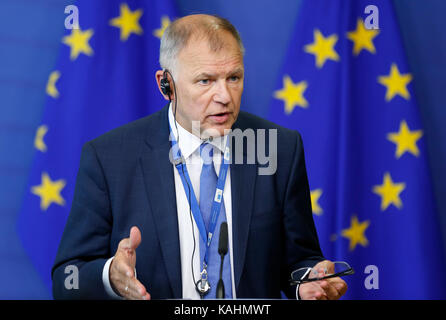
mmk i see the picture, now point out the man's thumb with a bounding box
[129,226,142,250]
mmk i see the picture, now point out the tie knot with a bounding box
[200,143,214,165]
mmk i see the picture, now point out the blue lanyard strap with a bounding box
[169,129,230,266]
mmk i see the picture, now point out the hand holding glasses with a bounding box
[290,261,354,285]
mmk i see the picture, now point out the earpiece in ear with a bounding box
[160,71,172,97]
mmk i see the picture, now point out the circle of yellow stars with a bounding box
[33,3,172,211]
[35,8,425,255]
[274,19,414,113]
[275,18,424,252]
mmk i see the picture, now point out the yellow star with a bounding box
[346,19,379,56]
[274,75,308,114]
[62,28,94,60]
[378,63,412,102]
[153,15,171,39]
[304,29,340,68]
[341,215,370,251]
[311,189,323,215]
[109,3,143,41]
[373,172,406,211]
[46,70,60,98]
[34,125,48,152]
[387,120,423,159]
[31,172,66,211]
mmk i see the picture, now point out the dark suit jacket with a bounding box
[52,105,324,299]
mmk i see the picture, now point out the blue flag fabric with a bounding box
[17,0,177,294]
[269,0,446,299]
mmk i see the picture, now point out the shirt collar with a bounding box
[168,104,227,159]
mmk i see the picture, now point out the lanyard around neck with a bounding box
[169,127,230,266]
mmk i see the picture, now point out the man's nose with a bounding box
[213,80,231,105]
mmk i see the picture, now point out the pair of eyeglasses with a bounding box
[289,261,354,285]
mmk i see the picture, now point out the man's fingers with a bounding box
[125,278,149,300]
[328,277,348,297]
[299,281,328,300]
[118,276,150,300]
[311,286,327,300]
[110,257,146,299]
[307,260,348,300]
[313,260,334,275]
[320,280,340,300]
[129,226,142,250]
[110,262,149,300]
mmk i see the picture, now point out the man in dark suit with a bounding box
[52,14,347,300]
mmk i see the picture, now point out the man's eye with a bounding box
[229,76,240,82]
[199,79,210,85]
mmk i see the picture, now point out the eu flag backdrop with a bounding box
[269,0,446,299]
[17,0,178,294]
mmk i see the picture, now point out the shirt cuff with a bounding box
[102,256,124,300]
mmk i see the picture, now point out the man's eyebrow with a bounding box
[228,68,244,76]
[193,68,244,80]
[193,72,216,80]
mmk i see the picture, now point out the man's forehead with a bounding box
[188,55,243,74]
[178,36,244,74]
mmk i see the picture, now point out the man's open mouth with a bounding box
[209,112,230,123]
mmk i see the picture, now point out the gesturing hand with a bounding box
[109,226,151,300]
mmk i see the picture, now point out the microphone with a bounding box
[216,222,228,299]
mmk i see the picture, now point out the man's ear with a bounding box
[155,70,172,101]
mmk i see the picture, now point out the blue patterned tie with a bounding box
[199,143,233,299]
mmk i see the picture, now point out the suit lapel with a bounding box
[140,106,182,298]
[230,119,258,292]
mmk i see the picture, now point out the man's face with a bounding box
[173,31,244,137]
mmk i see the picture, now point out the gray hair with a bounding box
[159,14,245,77]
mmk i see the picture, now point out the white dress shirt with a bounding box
[103,104,236,299]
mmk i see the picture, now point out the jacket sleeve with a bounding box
[281,131,325,298]
[51,141,113,299]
